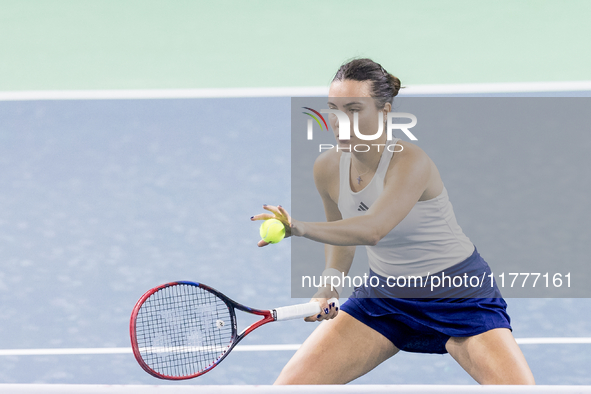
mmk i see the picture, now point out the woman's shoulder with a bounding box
[313,148,341,192]
[388,140,443,200]
[313,147,341,177]
[389,140,431,169]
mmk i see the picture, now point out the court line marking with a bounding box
[1,338,590,356]
[1,384,590,393]
[0,87,327,101]
[0,81,590,101]
[401,81,591,94]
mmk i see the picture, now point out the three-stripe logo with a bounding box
[358,202,369,211]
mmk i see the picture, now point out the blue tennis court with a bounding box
[1,92,590,386]
[1,1,591,390]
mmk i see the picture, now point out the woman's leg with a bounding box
[274,311,399,384]
[446,328,535,385]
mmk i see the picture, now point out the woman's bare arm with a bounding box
[292,143,432,246]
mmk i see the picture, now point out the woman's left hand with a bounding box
[251,204,293,247]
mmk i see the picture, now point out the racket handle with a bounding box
[274,298,339,321]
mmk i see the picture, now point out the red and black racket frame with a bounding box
[130,281,277,380]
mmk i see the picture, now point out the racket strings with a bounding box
[135,284,233,377]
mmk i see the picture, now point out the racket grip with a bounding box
[274,298,339,321]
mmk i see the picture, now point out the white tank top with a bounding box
[337,138,475,278]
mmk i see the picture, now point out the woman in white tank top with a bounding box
[252,59,534,385]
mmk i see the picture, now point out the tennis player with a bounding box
[252,58,534,385]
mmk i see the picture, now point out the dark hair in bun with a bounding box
[332,58,402,109]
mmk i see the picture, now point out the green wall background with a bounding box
[1,0,589,91]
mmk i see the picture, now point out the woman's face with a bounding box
[327,79,390,148]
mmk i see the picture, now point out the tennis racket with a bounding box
[130,281,338,380]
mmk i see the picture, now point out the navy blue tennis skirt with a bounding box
[340,246,511,354]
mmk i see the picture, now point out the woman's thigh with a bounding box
[274,311,399,385]
[446,328,535,385]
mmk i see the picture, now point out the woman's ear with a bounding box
[383,102,392,114]
[382,102,392,120]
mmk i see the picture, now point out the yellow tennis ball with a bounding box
[259,219,285,244]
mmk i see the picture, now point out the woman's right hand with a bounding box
[250,204,294,247]
[304,286,340,322]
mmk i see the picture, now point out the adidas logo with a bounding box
[357,202,369,211]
